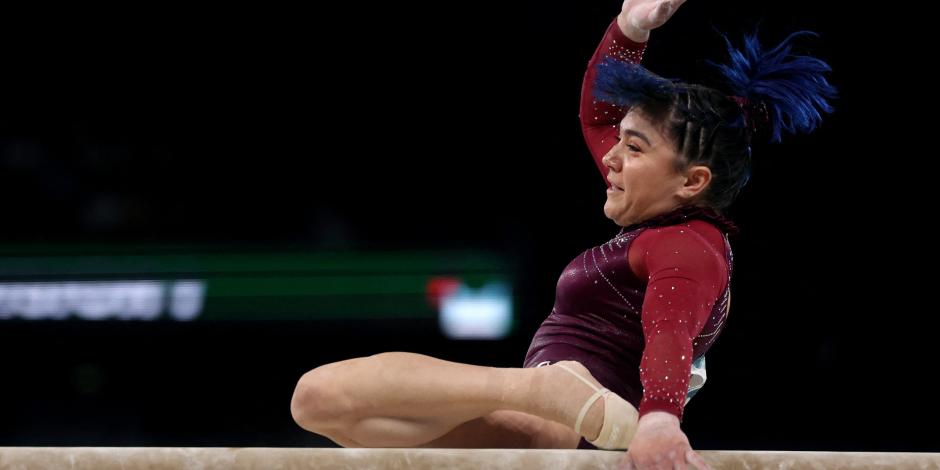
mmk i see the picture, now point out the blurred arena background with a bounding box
[1,0,934,452]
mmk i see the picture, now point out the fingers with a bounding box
[685,450,712,470]
[652,1,674,21]
[646,0,686,30]
[617,453,636,470]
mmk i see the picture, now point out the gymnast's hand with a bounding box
[617,411,712,470]
[618,0,687,42]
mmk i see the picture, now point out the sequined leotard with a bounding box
[522,17,737,450]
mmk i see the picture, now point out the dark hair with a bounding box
[593,31,838,210]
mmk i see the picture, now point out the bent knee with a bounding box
[290,363,359,432]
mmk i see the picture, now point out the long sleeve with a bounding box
[628,221,729,420]
[579,18,647,183]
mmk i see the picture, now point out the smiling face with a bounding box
[603,109,709,226]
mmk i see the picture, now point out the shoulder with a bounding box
[634,220,725,252]
[629,220,729,279]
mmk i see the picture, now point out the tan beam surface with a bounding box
[2,447,939,469]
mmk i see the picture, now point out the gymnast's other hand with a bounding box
[617,0,687,42]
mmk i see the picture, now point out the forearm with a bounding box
[579,17,648,178]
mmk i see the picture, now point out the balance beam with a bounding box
[1,447,938,469]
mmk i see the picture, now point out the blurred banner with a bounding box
[0,247,515,339]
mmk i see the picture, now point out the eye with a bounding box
[626,144,641,152]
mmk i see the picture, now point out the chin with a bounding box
[602,205,625,226]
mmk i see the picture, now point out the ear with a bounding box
[677,165,712,200]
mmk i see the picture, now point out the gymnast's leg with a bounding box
[290,352,607,448]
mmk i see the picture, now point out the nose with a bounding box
[602,151,621,172]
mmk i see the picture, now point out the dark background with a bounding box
[1,1,935,451]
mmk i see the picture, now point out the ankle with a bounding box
[494,366,536,410]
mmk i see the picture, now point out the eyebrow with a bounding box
[619,126,652,147]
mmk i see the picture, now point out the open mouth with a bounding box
[605,173,623,192]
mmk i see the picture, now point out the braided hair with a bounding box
[593,31,837,210]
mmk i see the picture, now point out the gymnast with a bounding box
[291,1,835,468]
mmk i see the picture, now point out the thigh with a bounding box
[417,410,580,449]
